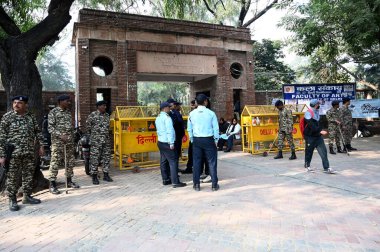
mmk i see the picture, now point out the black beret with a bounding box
[342,97,350,103]
[331,100,340,106]
[12,95,28,103]
[96,100,107,106]
[274,100,284,107]
[57,94,70,102]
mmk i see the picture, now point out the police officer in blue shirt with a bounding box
[155,102,186,188]
[187,94,220,191]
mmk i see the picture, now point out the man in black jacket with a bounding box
[304,99,335,174]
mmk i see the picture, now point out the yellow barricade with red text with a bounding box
[241,105,308,155]
[113,106,190,170]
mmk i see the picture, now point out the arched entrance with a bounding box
[72,9,255,123]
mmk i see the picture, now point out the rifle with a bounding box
[0,143,15,192]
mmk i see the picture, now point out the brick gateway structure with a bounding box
[72,9,255,123]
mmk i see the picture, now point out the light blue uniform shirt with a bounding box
[155,111,175,144]
[187,105,219,143]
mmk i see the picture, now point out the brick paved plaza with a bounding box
[1,136,380,251]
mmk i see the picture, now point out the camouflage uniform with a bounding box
[340,106,353,145]
[0,111,43,198]
[86,111,111,174]
[48,107,75,181]
[326,107,342,148]
[277,108,295,151]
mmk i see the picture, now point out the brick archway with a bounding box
[72,9,255,123]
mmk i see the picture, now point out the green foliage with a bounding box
[0,0,46,39]
[36,51,75,91]
[253,39,296,90]
[137,82,189,106]
[282,0,380,85]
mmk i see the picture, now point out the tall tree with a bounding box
[253,39,295,90]
[282,0,380,88]
[138,82,189,106]
[0,0,75,122]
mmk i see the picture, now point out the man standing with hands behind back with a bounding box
[187,94,220,191]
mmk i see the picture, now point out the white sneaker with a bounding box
[201,175,212,183]
[200,174,207,180]
[324,168,336,174]
[305,166,315,172]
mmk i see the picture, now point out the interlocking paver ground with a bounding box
[1,136,380,251]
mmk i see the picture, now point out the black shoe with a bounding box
[218,148,223,151]
[163,180,172,185]
[329,146,336,155]
[337,146,346,153]
[49,181,60,195]
[274,151,283,159]
[92,174,99,185]
[212,184,220,191]
[22,195,41,204]
[67,177,80,188]
[103,172,113,182]
[289,151,297,160]
[224,149,231,152]
[172,182,187,188]
[347,144,357,151]
[9,197,19,211]
[181,169,193,174]
[344,144,351,152]
[193,183,200,191]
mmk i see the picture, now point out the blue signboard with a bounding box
[282,83,356,101]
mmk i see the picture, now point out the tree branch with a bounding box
[238,0,250,26]
[21,0,75,59]
[0,6,21,36]
[203,0,217,18]
[0,43,10,88]
[242,0,278,27]
[335,60,379,90]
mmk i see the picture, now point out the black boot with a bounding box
[49,181,60,195]
[22,194,41,204]
[92,174,99,185]
[103,172,113,182]
[337,146,346,153]
[347,144,357,151]
[344,144,351,152]
[289,151,297,160]
[329,146,336,154]
[67,177,80,188]
[274,151,283,159]
[9,196,19,211]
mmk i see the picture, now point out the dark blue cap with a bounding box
[160,102,170,110]
[12,95,28,103]
[96,100,107,106]
[57,94,70,102]
[275,100,283,107]
[332,100,340,106]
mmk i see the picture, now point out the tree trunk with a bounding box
[0,0,75,193]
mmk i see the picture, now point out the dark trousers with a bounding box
[174,138,182,160]
[158,142,179,184]
[186,141,209,174]
[304,135,330,170]
[217,136,234,150]
[193,137,218,185]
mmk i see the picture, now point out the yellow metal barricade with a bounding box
[241,105,308,155]
[113,106,190,170]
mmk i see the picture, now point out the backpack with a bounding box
[300,108,314,137]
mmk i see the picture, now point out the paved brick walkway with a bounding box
[1,136,380,251]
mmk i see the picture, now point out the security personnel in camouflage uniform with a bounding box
[48,94,79,194]
[0,96,44,211]
[340,97,357,151]
[274,100,296,160]
[86,100,113,185]
[326,100,346,154]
